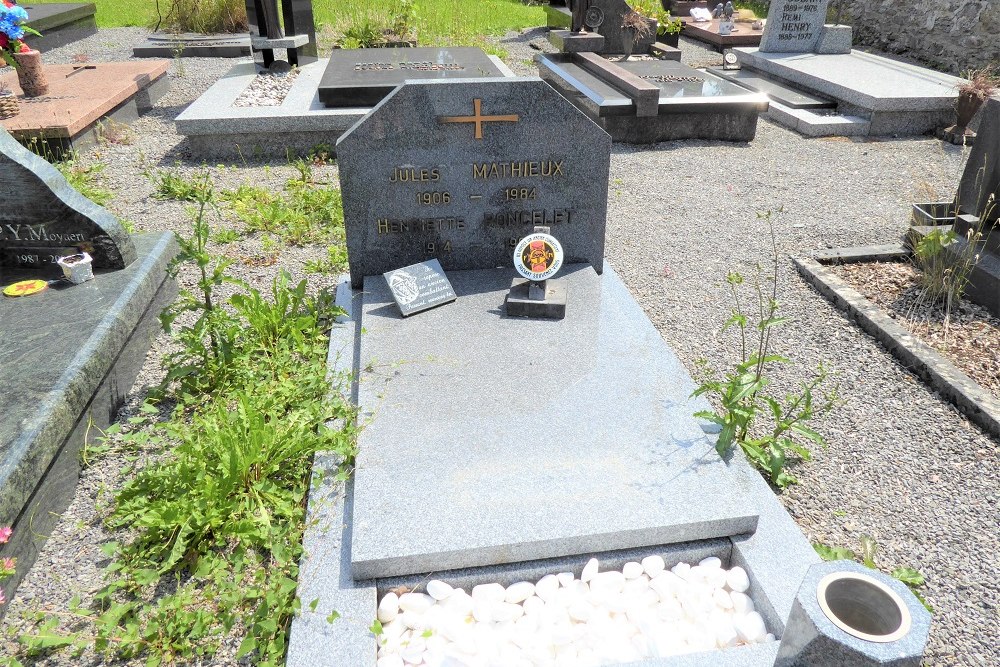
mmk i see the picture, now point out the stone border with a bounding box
[793,246,1000,438]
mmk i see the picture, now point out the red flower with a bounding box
[0,35,8,50]
[2,1,14,8]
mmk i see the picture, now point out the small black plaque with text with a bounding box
[383,258,457,317]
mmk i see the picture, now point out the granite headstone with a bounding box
[383,258,457,317]
[590,0,656,55]
[336,77,611,287]
[318,47,504,108]
[758,0,830,53]
[0,128,136,273]
[955,95,1000,225]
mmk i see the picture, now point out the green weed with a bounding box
[55,158,112,206]
[693,210,837,487]
[147,165,212,202]
[814,536,932,612]
[13,171,356,666]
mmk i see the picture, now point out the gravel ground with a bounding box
[835,261,1000,399]
[1,25,997,667]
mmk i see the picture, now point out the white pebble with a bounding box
[535,574,560,602]
[730,590,755,614]
[590,570,626,596]
[557,571,575,587]
[713,587,734,610]
[399,592,434,615]
[581,557,600,583]
[671,562,691,579]
[641,555,665,577]
[735,611,768,642]
[568,600,594,622]
[377,654,404,667]
[377,592,400,623]
[505,581,535,604]
[622,562,644,579]
[522,595,545,616]
[699,556,723,568]
[726,566,750,593]
[492,601,525,623]
[427,579,454,601]
[471,582,506,604]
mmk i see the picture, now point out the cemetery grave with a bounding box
[723,0,967,137]
[0,2,999,667]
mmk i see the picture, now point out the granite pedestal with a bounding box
[0,233,177,616]
[537,54,768,143]
[0,60,169,156]
[20,3,97,52]
[285,263,825,666]
[731,48,966,137]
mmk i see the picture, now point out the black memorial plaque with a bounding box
[318,47,504,108]
[383,259,457,317]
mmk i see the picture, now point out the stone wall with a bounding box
[837,0,999,74]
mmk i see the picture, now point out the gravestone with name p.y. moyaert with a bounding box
[0,127,135,276]
[335,77,612,287]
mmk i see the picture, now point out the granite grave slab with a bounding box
[0,128,135,273]
[732,48,965,136]
[175,57,516,159]
[318,47,505,108]
[956,95,1000,224]
[336,77,611,287]
[20,3,97,52]
[536,54,768,142]
[133,32,252,59]
[351,263,760,579]
[0,60,169,155]
[681,18,764,50]
[0,126,176,613]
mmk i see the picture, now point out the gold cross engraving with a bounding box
[439,98,519,140]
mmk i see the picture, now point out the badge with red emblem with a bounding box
[513,233,564,282]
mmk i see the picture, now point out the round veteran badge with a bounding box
[513,233,564,282]
[3,279,48,297]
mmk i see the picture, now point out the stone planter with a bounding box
[911,202,956,226]
[657,29,681,47]
[0,91,19,119]
[12,50,50,98]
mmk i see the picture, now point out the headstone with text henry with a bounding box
[0,128,136,275]
[759,0,832,53]
[318,47,505,108]
[335,78,611,287]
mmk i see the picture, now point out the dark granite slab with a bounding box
[681,19,764,50]
[133,33,251,58]
[318,47,503,108]
[21,3,97,52]
[336,77,611,287]
[0,232,177,613]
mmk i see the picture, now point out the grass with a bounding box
[27,0,545,42]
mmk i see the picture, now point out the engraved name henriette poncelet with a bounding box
[335,78,612,287]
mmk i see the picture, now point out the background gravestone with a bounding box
[336,77,611,287]
[955,96,1000,225]
[0,128,136,273]
[759,0,831,52]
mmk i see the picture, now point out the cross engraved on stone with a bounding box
[439,98,519,139]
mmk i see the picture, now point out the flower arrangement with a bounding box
[0,525,14,606]
[0,0,39,65]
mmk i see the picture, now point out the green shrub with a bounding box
[156,0,247,33]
